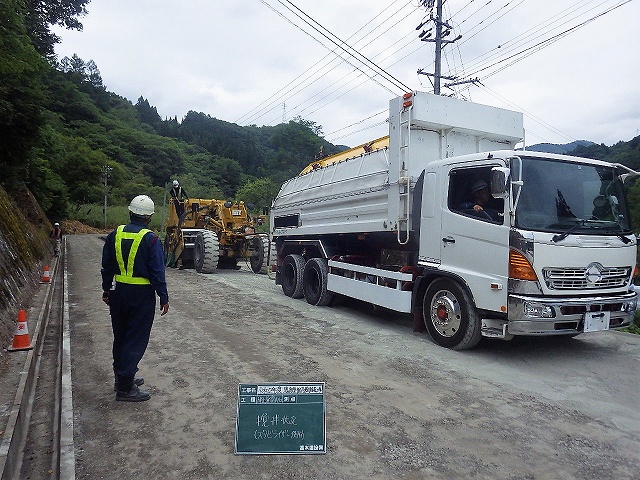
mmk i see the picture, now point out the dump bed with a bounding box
[271,92,523,238]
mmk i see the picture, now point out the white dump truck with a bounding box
[269,91,638,349]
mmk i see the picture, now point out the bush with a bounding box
[69,203,167,232]
[621,310,640,335]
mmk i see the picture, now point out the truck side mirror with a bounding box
[490,167,510,199]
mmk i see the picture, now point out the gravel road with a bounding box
[65,234,640,479]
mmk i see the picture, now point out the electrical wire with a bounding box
[243,0,633,146]
[464,0,633,81]
[237,0,414,124]
[238,0,413,125]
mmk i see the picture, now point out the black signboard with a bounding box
[235,382,326,455]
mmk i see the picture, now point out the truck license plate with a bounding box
[584,311,610,332]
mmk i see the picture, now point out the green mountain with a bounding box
[527,140,595,154]
[3,59,346,223]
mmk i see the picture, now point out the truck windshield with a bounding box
[513,156,632,235]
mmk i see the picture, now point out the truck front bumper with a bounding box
[501,291,637,336]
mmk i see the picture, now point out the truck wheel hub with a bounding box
[430,291,462,337]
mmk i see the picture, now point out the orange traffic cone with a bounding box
[40,265,51,284]
[8,310,33,352]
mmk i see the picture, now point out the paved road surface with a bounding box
[65,234,640,479]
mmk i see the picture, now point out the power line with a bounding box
[457,0,609,76]
[237,1,413,124]
[464,0,633,81]
[238,0,413,125]
[243,0,633,146]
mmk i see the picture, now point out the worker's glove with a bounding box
[102,291,110,305]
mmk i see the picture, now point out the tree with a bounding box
[0,0,48,187]
[135,96,162,130]
[0,0,44,76]
[235,178,279,214]
[23,0,90,55]
[85,59,103,88]
[211,156,243,198]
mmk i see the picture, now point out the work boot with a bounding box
[116,384,151,402]
[113,377,144,392]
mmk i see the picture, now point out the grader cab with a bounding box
[164,197,268,273]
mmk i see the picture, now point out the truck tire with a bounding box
[194,230,219,273]
[281,254,305,298]
[423,278,482,350]
[250,234,269,274]
[303,258,334,306]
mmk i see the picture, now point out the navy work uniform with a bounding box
[101,219,168,398]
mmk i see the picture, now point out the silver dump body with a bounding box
[271,92,523,239]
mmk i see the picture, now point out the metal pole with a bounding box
[102,165,112,229]
[434,0,443,95]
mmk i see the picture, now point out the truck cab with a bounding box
[417,151,637,346]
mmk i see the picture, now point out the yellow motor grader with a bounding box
[164,198,268,273]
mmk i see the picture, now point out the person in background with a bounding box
[101,195,169,402]
[49,222,63,256]
[170,180,189,217]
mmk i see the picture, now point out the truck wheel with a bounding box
[281,254,305,298]
[250,234,269,274]
[423,278,482,350]
[194,230,219,273]
[303,258,334,306]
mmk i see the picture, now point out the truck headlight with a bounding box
[624,298,637,313]
[523,301,555,318]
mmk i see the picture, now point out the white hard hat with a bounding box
[172,180,179,187]
[128,195,155,216]
[54,222,59,226]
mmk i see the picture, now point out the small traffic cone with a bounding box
[8,310,33,351]
[40,265,51,284]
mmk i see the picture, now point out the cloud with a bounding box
[52,0,640,147]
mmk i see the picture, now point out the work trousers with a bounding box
[109,283,156,386]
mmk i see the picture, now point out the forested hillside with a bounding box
[0,0,346,227]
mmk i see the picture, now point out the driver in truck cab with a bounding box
[459,178,501,221]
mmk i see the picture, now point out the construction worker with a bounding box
[49,222,63,256]
[170,179,188,217]
[101,195,169,402]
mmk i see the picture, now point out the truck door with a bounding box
[434,164,510,313]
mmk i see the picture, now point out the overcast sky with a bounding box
[52,0,640,149]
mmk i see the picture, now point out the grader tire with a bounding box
[250,234,269,274]
[164,232,175,267]
[194,230,220,273]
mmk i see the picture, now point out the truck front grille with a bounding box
[543,266,631,290]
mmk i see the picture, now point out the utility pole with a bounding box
[101,165,112,229]
[433,0,443,95]
[417,0,473,95]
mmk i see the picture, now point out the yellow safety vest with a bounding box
[114,225,152,285]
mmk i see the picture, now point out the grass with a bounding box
[69,203,168,232]
[621,310,640,334]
